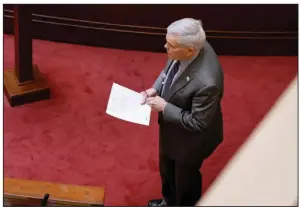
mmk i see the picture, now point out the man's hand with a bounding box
[140,88,157,105]
[146,96,167,112]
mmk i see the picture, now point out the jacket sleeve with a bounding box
[162,85,221,133]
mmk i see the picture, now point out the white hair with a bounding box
[167,18,206,50]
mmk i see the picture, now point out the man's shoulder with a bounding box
[194,50,224,90]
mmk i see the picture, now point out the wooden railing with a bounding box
[4,177,105,206]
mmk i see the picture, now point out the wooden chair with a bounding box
[4,177,105,206]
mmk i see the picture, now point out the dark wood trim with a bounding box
[3,4,298,56]
[3,8,297,39]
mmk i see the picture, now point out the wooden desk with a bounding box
[4,177,105,206]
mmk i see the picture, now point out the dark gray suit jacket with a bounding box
[153,41,224,164]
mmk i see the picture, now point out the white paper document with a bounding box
[106,83,151,126]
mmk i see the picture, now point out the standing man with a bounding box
[141,18,224,206]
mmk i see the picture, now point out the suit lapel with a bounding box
[165,50,204,101]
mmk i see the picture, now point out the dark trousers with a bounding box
[159,152,203,206]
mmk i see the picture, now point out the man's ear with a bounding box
[187,47,195,56]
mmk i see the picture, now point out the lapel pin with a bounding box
[186,76,190,82]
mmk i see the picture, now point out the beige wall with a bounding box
[197,77,298,206]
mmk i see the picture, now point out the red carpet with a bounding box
[3,34,297,206]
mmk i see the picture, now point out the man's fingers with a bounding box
[141,96,147,105]
[146,97,154,103]
[140,93,147,105]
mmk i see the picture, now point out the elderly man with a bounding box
[141,18,224,206]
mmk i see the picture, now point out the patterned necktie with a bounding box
[162,61,180,97]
